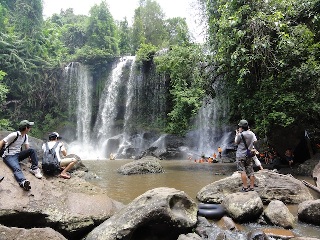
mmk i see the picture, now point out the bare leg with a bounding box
[60,159,77,178]
[249,175,255,188]
[241,172,248,188]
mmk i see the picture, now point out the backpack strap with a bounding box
[46,141,60,153]
[5,132,19,154]
[240,133,249,150]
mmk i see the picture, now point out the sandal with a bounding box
[241,187,248,192]
[249,187,254,191]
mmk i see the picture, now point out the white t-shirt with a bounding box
[2,131,29,156]
[235,130,257,159]
[42,141,66,162]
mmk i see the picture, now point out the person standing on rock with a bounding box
[0,120,43,191]
[234,119,257,192]
[42,132,77,179]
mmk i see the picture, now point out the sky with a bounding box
[42,0,206,42]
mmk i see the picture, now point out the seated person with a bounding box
[42,132,77,179]
[284,148,294,167]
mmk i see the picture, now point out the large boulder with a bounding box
[0,160,123,239]
[264,200,295,228]
[222,191,263,222]
[147,134,186,160]
[85,187,198,240]
[0,224,67,240]
[298,199,320,226]
[196,170,313,204]
[117,156,164,175]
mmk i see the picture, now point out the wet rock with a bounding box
[177,232,203,240]
[247,229,269,240]
[295,157,320,177]
[117,157,164,175]
[298,199,320,226]
[222,191,263,222]
[0,224,67,240]
[221,216,237,231]
[85,187,198,240]
[197,170,313,204]
[0,161,123,239]
[264,200,295,228]
[291,237,320,240]
[263,228,295,239]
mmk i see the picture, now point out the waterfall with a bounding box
[64,62,95,158]
[64,57,230,160]
[187,81,230,158]
[94,59,128,141]
[123,57,136,133]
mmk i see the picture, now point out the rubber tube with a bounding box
[198,203,225,219]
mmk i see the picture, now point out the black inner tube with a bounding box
[198,203,225,219]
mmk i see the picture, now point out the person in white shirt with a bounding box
[234,119,257,192]
[0,120,42,191]
[42,132,77,179]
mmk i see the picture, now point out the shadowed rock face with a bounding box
[0,160,123,239]
[196,170,314,204]
[85,187,198,240]
[298,199,320,226]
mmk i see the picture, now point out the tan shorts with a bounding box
[60,157,76,167]
[237,158,254,177]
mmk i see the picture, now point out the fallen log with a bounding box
[301,180,320,195]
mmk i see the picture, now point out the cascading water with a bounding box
[187,81,231,158]
[93,58,133,141]
[64,58,229,160]
[64,62,95,158]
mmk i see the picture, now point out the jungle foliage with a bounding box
[0,0,319,140]
[203,0,320,137]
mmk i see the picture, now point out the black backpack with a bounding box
[42,142,60,175]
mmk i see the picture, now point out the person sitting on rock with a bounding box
[0,120,42,191]
[284,148,294,168]
[42,132,77,179]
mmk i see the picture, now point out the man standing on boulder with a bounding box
[0,120,42,190]
[234,119,257,192]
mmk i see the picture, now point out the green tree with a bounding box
[165,17,191,46]
[139,0,167,47]
[132,7,145,53]
[12,0,43,38]
[205,0,320,136]
[118,17,132,55]
[86,1,119,55]
[155,45,207,135]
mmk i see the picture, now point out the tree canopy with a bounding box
[0,0,319,144]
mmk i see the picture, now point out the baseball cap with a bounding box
[19,120,34,128]
[238,119,248,127]
[48,132,61,139]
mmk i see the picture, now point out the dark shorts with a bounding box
[236,158,254,177]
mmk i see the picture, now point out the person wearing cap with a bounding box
[0,120,42,191]
[42,132,77,179]
[234,119,257,192]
